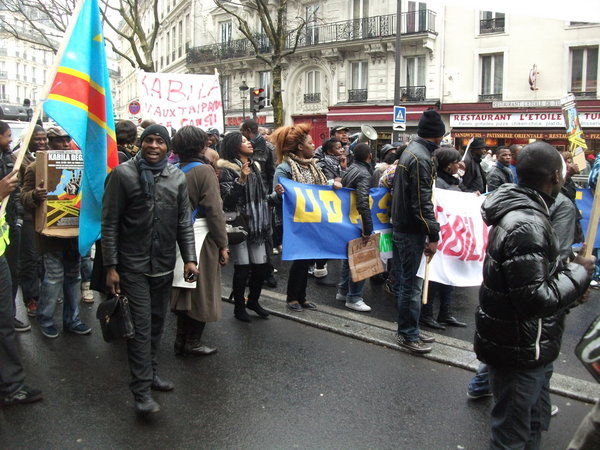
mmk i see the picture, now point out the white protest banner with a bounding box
[417,188,488,287]
[137,72,224,132]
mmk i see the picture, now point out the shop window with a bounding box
[480,53,503,101]
[571,46,598,98]
[480,11,505,34]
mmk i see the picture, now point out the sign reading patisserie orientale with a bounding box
[450,112,600,128]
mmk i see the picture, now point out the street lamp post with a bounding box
[393,0,402,143]
[239,81,249,120]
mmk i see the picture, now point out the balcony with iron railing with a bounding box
[348,89,368,103]
[479,93,503,102]
[304,93,321,103]
[187,11,436,65]
[400,85,426,102]
[480,17,505,34]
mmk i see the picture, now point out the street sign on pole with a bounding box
[393,105,406,131]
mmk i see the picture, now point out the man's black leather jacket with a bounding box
[101,157,196,274]
[342,160,373,235]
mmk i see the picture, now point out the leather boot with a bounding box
[174,314,186,356]
[232,265,251,322]
[247,264,269,318]
[134,393,160,415]
[246,298,269,318]
[183,320,217,355]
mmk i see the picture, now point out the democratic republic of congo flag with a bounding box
[43,0,118,255]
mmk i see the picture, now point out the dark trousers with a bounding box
[232,263,269,303]
[286,259,313,303]
[119,271,174,397]
[0,255,25,396]
[19,218,41,301]
[6,225,20,302]
[422,281,454,320]
[489,363,553,450]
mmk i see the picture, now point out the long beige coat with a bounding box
[171,159,228,322]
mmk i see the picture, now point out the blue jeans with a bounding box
[37,251,83,329]
[80,254,92,283]
[337,259,366,303]
[468,363,490,396]
[393,231,425,341]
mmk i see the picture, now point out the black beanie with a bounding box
[140,124,171,150]
[417,110,445,138]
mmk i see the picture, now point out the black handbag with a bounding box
[225,211,248,245]
[96,295,135,343]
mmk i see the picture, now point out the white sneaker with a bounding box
[345,299,371,312]
[335,293,347,302]
[590,280,600,289]
[313,267,328,278]
[272,247,279,255]
[81,281,94,303]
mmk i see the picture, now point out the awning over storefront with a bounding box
[451,129,600,140]
[327,103,438,127]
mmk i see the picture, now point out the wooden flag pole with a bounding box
[422,255,431,305]
[0,0,86,217]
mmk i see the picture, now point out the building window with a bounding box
[178,20,183,58]
[480,53,503,101]
[305,4,319,45]
[349,61,368,102]
[304,70,321,103]
[571,46,598,97]
[221,75,230,110]
[480,11,505,34]
[407,2,427,33]
[258,71,271,107]
[166,31,170,65]
[405,55,426,87]
[220,21,232,45]
[171,26,176,61]
[0,84,6,101]
[185,14,191,50]
[352,0,368,20]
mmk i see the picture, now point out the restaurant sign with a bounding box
[450,112,600,128]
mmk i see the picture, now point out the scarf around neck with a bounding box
[284,153,327,185]
[136,152,168,199]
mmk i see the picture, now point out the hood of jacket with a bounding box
[481,184,551,227]
[217,159,242,172]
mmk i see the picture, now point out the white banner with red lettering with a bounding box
[417,189,488,287]
[137,72,224,132]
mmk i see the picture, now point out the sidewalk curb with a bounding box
[223,287,599,404]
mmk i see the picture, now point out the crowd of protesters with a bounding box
[1,111,599,448]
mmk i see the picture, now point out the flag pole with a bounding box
[0,0,87,217]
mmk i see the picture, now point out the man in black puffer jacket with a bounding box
[475,141,595,449]
[337,144,373,312]
[390,109,443,354]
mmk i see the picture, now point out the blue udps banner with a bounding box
[576,189,600,248]
[280,178,392,260]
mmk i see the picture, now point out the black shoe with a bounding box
[174,336,185,356]
[14,318,31,332]
[246,299,270,318]
[315,274,338,287]
[439,316,467,327]
[184,339,218,356]
[234,298,251,322]
[301,301,318,310]
[0,386,43,406]
[396,336,432,354]
[151,376,174,392]
[419,316,446,330]
[287,301,303,312]
[134,394,160,415]
[263,275,277,288]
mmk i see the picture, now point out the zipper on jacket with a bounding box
[534,318,542,360]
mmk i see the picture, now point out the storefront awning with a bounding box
[451,129,600,140]
[327,104,438,125]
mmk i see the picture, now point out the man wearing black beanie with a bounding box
[102,124,199,414]
[390,109,444,354]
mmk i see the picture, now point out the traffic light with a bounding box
[250,87,266,114]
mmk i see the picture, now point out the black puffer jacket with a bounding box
[342,160,373,235]
[474,184,590,369]
[486,161,513,192]
[390,137,440,242]
[317,153,343,181]
[101,157,196,274]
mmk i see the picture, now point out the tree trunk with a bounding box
[271,63,284,129]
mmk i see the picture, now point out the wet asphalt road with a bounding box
[0,302,593,449]
[225,255,600,383]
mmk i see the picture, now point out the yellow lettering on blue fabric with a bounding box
[319,190,343,223]
[377,193,391,224]
[349,192,359,224]
[293,187,322,223]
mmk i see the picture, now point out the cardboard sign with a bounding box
[137,72,224,132]
[575,315,600,383]
[348,234,384,282]
[35,150,83,237]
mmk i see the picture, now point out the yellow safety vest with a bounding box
[0,212,10,257]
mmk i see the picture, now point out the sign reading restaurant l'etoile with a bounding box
[450,111,600,128]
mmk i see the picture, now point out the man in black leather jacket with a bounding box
[460,138,487,193]
[337,144,373,312]
[390,109,443,354]
[475,141,595,449]
[102,124,198,415]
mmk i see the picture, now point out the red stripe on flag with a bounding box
[107,134,118,169]
[50,72,108,124]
